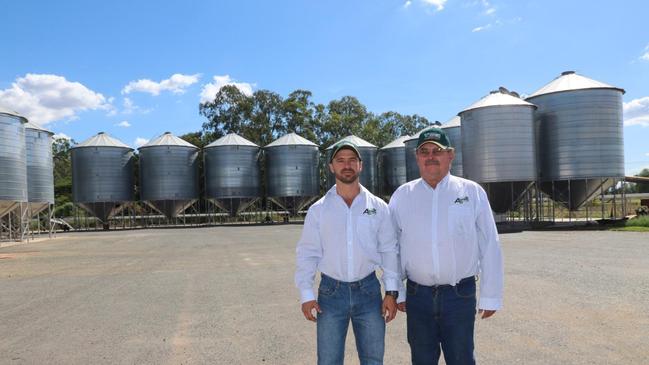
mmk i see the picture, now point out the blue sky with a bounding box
[1,0,648,174]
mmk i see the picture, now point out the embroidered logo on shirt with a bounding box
[454,196,469,204]
[362,208,377,216]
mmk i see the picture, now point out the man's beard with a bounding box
[335,169,360,184]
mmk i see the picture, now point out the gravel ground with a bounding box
[0,226,647,364]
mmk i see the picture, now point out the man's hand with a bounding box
[478,309,496,319]
[301,300,321,322]
[397,302,406,313]
[382,296,397,323]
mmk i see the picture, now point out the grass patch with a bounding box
[626,215,649,227]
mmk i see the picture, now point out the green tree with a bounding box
[282,89,323,144]
[320,96,368,148]
[636,168,649,193]
[52,137,75,216]
[199,85,253,142]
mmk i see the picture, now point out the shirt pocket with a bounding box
[447,205,474,238]
[356,216,380,261]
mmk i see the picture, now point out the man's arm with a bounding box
[295,207,323,321]
[376,202,400,322]
[474,186,504,317]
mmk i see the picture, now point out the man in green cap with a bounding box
[296,140,401,365]
[389,127,503,365]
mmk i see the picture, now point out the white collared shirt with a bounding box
[389,174,504,310]
[295,185,401,303]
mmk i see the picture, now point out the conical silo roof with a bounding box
[74,132,132,149]
[441,116,461,128]
[528,71,625,98]
[24,121,53,134]
[0,108,28,123]
[205,133,259,148]
[139,132,198,149]
[326,135,376,150]
[460,89,536,114]
[381,135,410,150]
[266,132,317,147]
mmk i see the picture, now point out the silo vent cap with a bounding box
[561,70,576,76]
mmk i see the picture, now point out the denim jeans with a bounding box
[317,272,385,365]
[406,277,477,365]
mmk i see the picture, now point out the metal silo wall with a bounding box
[443,126,463,177]
[139,146,199,201]
[25,128,54,204]
[379,146,406,197]
[72,147,134,203]
[204,145,261,198]
[0,115,28,215]
[404,139,419,182]
[460,105,537,183]
[528,89,624,181]
[265,145,319,198]
[326,147,378,194]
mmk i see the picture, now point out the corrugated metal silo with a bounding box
[72,132,134,222]
[441,116,463,178]
[204,133,261,216]
[138,132,199,219]
[378,135,409,198]
[0,109,28,218]
[459,88,537,213]
[325,135,378,194]
[526,71,625,210]
[24,122,55,216]
[265,133,319,215]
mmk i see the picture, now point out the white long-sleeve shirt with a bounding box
[295,185,401,303]
[389,174,504,310]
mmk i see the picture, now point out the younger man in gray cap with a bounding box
[389,127,503,365]
[296,140,401,365]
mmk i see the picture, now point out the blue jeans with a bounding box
[317,272,385,365]
[406,277,477,365]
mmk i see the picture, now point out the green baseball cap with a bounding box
[329,140,362,163]
[417,127,452,150]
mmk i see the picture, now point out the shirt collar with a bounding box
[419,173,451,191]
[326,183,367,207]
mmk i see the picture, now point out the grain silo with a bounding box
[72,132,134,223]
[526,71,625,210]
[138,132,199,219]
[459,88,537,213]
[378,135,409,198]
[265,133,319,215]
[0,109,28,218]
[204,133,261,216]
[24,122,55,216]
[325,135,378,194]
[441,116,463,178]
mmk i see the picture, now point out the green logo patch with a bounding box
[362,208,377,216]
[454,196,469,204]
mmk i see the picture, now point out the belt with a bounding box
[320,272,376,287]
[407,276,476,290]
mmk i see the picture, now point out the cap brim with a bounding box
[417,141,447,150]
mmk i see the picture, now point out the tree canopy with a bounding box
[199,87,430,149]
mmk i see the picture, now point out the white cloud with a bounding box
[122,73,200,95]
[645,153,649,157]
[624,96,649,127]
[53,133,71,140]
[134,137,149,147]
[200,75,255,103]
[485,7,496,15]
[116,120,131,128]
[404,0,412,8]
[0,73,110,125]
[640,44,649,61]
[472,24,492,32]
[420,0,447,11]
